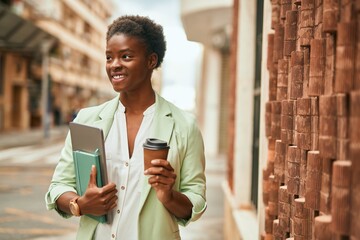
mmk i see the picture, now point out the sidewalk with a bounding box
[0,125,68,150]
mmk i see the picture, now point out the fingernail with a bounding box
[144,170,148,174]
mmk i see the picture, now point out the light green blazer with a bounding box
[45,93,207,240]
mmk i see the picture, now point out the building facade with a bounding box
[181,0,261,238]
[182,0,360,239]
[0,0,114,132]
[181,0,232,158]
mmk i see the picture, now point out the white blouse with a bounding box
[94,101,155,240]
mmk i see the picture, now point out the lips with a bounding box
[111,73,126,82]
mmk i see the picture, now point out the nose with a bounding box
[111,57,121,69]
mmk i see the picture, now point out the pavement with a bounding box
[0,126,69,150]
[0,126,226,240]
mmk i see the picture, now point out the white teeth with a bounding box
[113,75,123,79]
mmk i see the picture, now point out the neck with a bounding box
[120,89,155,114]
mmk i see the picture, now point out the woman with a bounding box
[45,15,206,240]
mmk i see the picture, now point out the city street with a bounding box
[0,139,79,240]
[0,129,225,240]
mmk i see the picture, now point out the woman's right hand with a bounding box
[78,165,118,216]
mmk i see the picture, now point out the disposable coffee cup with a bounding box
[143,138,170,170]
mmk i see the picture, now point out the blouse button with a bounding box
[121,186,125,190]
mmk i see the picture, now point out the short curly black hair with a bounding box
[106,15,166,69]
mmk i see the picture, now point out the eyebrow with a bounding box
[105,48,134,54]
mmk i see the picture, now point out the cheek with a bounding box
[105,64,111,74]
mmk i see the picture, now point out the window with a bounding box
[251,0,264,209]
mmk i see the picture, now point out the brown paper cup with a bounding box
[143,138,170,171]
[143,148,169,170]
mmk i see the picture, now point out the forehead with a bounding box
[106,33,146,51]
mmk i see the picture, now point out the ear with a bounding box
[148,53,158,69]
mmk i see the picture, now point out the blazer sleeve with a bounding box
[44,110,92,218]
[44,130,77,218]
[177,119,207,226]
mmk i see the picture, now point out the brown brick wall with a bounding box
[262,0,360,239]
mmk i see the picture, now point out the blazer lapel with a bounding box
[139,93,174,213]
[93,95,120,138]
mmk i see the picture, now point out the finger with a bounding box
[98,188,117,200]
[150,159,174,171]
[102,193,117,207]
[103,194,117,210]
[109,201,117,211]
[148,175,175,185]
[107,194,118,207]
[100,183,118,195]
[147,167,176,178]
[150,182,172,189]
[88,165,97,187]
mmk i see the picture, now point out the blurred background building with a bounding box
[181,0,232,158]
[0,0,116,132]
[0,0,164,134]
[181,0,261,238]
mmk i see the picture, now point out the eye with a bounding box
[106,55,112,61]
[122,54,132,60]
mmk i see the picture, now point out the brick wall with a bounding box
[262,0,360,239]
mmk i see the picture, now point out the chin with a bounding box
[112,86,124,93]
[111,81,125,89]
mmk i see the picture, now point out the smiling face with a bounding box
[105,33,157,94]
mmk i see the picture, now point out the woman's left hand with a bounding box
[144,159,177,204]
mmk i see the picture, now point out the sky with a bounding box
[113,0,203,111]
